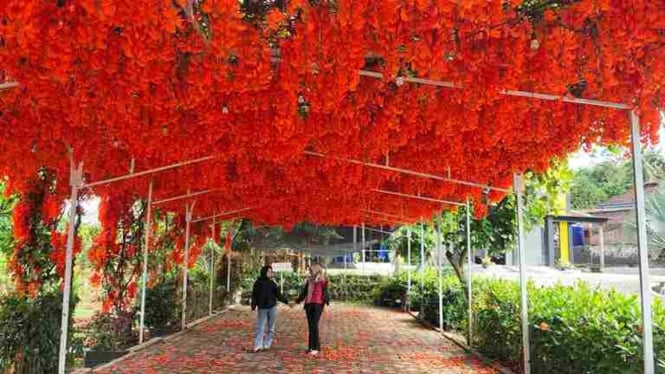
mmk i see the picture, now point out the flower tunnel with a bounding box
[0,0,663,373]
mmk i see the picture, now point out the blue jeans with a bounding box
[254,306,277,350]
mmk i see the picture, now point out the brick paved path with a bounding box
[98,304,498,373]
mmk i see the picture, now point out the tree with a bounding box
[385,224,437,268]
[570,149,665,209]
[385,161,571,289]
[231,220,342,251]
[570,173,609,209]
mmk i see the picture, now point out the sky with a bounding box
[569,120,665,170]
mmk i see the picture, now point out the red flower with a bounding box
[266,9,285,30]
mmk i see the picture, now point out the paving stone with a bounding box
[97,304,498,373]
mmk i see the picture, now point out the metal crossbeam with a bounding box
[84,155,215,188]
[359,70,628,110]
[0,82,18,90]
[191,207,252,223]
[2,69,629,110]
[374,188,465,207]
[153,189,218,205]
[305,150,512,193]
[363,208,420,223]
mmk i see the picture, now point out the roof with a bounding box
[547,212,608,224]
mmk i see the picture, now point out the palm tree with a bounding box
[627,185,665,261]
[644,186,665,260]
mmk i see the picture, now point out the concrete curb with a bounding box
[405,310,514,374]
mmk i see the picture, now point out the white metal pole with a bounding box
[362,222,366,274]
[466,200,473,346]
[599,225,605,272]
[226,225,234,293]
[181,203,193,330]
[350,225,356,300]
[209,215,216,316]
[353,225,357,253]
[436,216,444,332]
[420,223,425,318]
[407,227,412,310]
[139,180,153,344]
[57,162,82,374]
[630,110,655,374]
[280,271,284,294]
[343,251,348,300]
[226,252,231,292]
[514,173,531,374]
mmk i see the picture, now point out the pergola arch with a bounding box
[0,1,662,373]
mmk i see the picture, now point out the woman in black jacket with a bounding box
[251,265,290,352]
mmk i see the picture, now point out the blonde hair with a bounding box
[309,263,325,281]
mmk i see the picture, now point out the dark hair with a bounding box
[259,265,273,279]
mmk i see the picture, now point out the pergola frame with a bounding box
[374,188,465,207]
[192,207,253,224]
[152,188,219,206]
[51,70,654,374]
[305,150,512,193]
[306,117,652,374]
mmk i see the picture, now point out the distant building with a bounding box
[585,181,659,246]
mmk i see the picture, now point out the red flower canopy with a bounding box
[0,0,663,228]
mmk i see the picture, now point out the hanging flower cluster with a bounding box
[0,1,662,245]
[8,170,71,295]
[88,193,147,313]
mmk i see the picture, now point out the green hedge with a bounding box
[407,269,466,330]
[241,268,665,372]
[240,272,389,304]
[0,292,73,373]
[374,271,665,373]
[473,278,665,373]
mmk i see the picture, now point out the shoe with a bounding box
[309,350,319,356]
[262,346,270,351]
[252,348,261,353]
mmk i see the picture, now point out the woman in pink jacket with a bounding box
[295,263,330,356]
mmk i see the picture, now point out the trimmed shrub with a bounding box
[473,278,665,373]
[240,272,387,304]
[374,272,665,373]
[142,278,179,330]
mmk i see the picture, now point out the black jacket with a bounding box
[251,277,289,311]
[296,279,330,307]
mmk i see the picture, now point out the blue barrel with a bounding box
[378,244,389,262]
[571,224,585,247]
